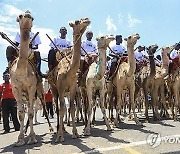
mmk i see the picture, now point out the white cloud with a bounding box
[106,16,117,32]
[128,13,142,28]
[3,4,23,17]
[32,26,55,56]
[118,13,123,24]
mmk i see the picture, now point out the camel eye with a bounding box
[19,15,23,19]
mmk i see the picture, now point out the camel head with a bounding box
[162,46,171,56]
[16,10,33,31]
[146,44,158,56]
[124,33,140,46]
[96,35,115,49]
[69,18,90,35]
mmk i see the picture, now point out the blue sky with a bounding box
[0,0,180,83]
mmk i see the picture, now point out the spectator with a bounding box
[0,72,20,134]
[45,89,54,118]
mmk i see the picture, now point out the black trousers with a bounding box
[48,48,57,70]
[2,99,20,132]
[46,102,54,117]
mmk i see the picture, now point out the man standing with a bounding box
[45,89,54,118]
[48,27,72,71]
[0,72,20,133]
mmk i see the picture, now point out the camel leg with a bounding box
[27,95,37,145]
[67,107,71,126]
[143,88,150,122]
[56,94,66,142]
[129,84,141,125]
[174,85,179,121]
[34,103,38,124]
[84,86,92,136]
[114,91,122,128]
[15,96,26,146]
[160,85,169,118]
[92,105,96,125]
[99,88,111,131]
[152,87,160,120]
[82,89,88,126]
[70,86,79,139]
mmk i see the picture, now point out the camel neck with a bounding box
[161,50,170,77]
[69,33,82,75]
[96,47,106,78]
[19,29,30,59]
[127,44,136,76]
[149,55,156,75]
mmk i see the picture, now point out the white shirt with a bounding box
[14,32,41,48]
[111,44,126,56]
[170,50,178,59]
[49,37,72,50]
[135,51,144,61]
[81,40,97,56]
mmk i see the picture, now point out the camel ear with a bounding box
[16,17,19,22]
[69,23,74,27]
[96,37,99,41]
[124,38,127,41]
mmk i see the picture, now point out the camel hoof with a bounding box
[174,117,178,121]
[84,128,91,136]
[55,136,64,143]
[113,120,119,128]
[72,133,79,139]
[27,137,37,145]
[14,139,26,147]
[136,121,143,126]
[49,127,54,134]
[107,126,112,131]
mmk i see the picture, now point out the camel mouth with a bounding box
[80,18,91,25]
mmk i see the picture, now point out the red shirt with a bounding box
[45,91,53,103]
[0,83,15,99]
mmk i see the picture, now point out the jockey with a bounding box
[168,43,180,74]
[5,31,44,77]
[107,35,126,80]
[79,31,97,75]
[81,31,97,59]
[155,55,162,67]
[135,45,146,62]
[48,27,72,71]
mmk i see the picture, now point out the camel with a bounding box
[84,35,115,135]
[47,18,90,142]
[152,46,172,119]
[168,50,180,120]
[134,45,159,121]
[10,11,53,146]
[111,33,141,126]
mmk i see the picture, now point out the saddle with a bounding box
[108,55,128,80]
[171,57,180,74]
[136,59,148,72]
[10,52,42,82]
